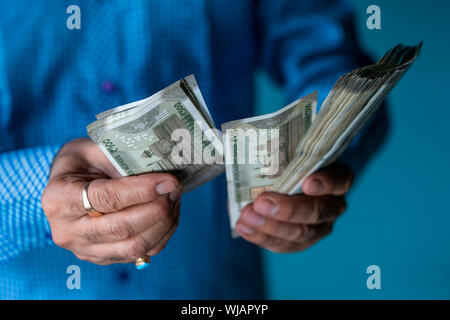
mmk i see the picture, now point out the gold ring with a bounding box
[135,256,151,270]
[82,182,150,269]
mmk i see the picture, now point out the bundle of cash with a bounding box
[222,92,317,233]
[87,75,224,192]
[271,43,422,194]
[222,43,421,234]
[87,43,421,236]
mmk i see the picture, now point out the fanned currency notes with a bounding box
[87,43,422,237]
[222,93,317,235]
[87,75,224,192]
[271,42,422,195]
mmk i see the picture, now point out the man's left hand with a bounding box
[236,164,353,252]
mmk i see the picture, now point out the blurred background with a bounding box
[256,0,450,299]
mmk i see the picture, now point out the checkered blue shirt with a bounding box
[0,0,385,299]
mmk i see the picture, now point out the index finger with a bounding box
[87,173,180,213]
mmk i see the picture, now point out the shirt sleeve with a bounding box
[0,145,61,262]
[255,0,389,177]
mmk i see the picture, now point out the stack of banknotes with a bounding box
[87,43,422,236]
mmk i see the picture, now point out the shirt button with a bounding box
[101,80,115,92]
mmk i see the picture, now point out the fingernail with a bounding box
[242,211,265,227]
[156,180,177,195]
[169,186,182,202]
[306,178,324,195]
[255,198,278,215]
[237,223,255,235]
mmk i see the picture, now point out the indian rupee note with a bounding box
[87,79,224,192]
[222,92,317,236]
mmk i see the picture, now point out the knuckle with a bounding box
[310,199,324,223]
[268,220,281,235]
[267,240,287,253]
[83,224,103,242]
[108,218,134,240]
[279,197,298,222]
[51,230,71,248]
[123,237,149,259]
[284,206,295,221]
[265,236,281,248]
[93,185,123,212]
[41,187,61,217]
[287,225,303,241]
[290,195,309,222]
[152,200,171,221]
[300,224,312,241]
[102,254,127,263]
[143,179,157,197]
[124,177,150,201]
[88,255,114,265]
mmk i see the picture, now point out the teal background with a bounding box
[257,0,450,299]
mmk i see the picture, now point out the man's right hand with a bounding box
[42,138,182,265]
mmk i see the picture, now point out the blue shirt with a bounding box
[0,0,383,299]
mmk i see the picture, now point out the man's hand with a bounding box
[42,138,182,265]
[236,164,353,252]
